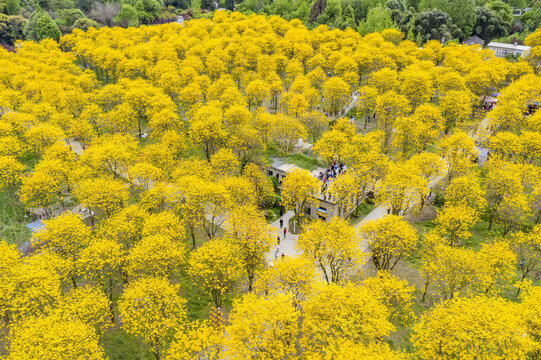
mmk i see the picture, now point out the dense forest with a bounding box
[1,10,541,359]
[0,0,541,47]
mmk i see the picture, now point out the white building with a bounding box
[487,42,531,58]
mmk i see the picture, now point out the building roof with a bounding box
[487,42,531,51]
[268,157,301,173]
[464,36,485,46]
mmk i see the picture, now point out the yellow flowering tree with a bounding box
[141,210,185,243]
[242,163,274,207]
[78,238,123,322]
[119,277,187,360]
[362,271,416,326]
[166,320,225,360]
[226,293,299,359]
[188,238,244,307]
[281,167,319,221]
[434,205,478,246]
[438,132,477,181]
[377,161,425,216]
[420,244,478,300]
[413,296,535,360]
[0,241,20,324]
[254,255,316,310]
[226,205,274,291]
[519,284,541,359]
[125,235,186,281]
[327,171,359,218]
[74,177,129,218]
[32,212,91,288]
[8,314,106,360]
[444,175,486,211]
[301,282,394,359]
[54,285,111,337]
[323,76,350,115]
[0,156,24,197]
[297,218,363,283]
[8,251,64,323]
[512,225,541,284]
[360,215,418,271]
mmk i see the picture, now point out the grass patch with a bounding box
[264,207,281,223]
[177,269,214,322]
[348,201,376,225]
[412,215,506,251]
[101,328,153,360]
[287,216,308,235]
[0,189,31,247]
[425,144,439,154]
[284,153,322,171]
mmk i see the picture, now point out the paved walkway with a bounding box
[265,210,301,262]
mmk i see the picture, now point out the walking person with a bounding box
[277,236,280,245]
[283,227,287,239]
[279,218,283,228]
[279,208,283,218]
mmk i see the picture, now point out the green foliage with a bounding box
[114,4,140,27]
[73,17,100,30]
[472,6,508,43]
[358,6,395,35]
[135,0,161,24]
[316,0,342,27]
[190,0,201,18]
[23,7,44,41]
[0,14,25,45]
[101,329,153,360]
[6,0,20,15]
[36,11,61,41]
[486,0,512,23]
[414,8,457,43]
[521,2,541,31]
[447,0,476,38]
[59,8,84,27]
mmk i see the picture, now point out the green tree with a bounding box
[36,12,61,41]
[135,0,161,24]
[414,9,457,43]
[114,4,140,27]
[487,0,512,23]
[316,0,342,27]
[448,0,476,39]
[59,8,84,27]
[73,17,100,30]
[6,0,20,15]
[358,6,395,35]
[23,7,44,40]
[191,0,201,18]
[472,7,509,43]
[309,0,325,24]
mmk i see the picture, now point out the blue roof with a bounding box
[26,219,44,233]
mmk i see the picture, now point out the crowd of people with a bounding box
[318,160,346,200]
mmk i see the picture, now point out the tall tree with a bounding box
[296,218,364,283]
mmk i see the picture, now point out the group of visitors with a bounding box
[275,209,286,260]
[318,160,346,200]
[318,160,345,184]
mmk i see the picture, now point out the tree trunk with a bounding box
[248,272,254,292]
[108,279,115,324]
[70,273,78,289]
[422,279,429,302]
